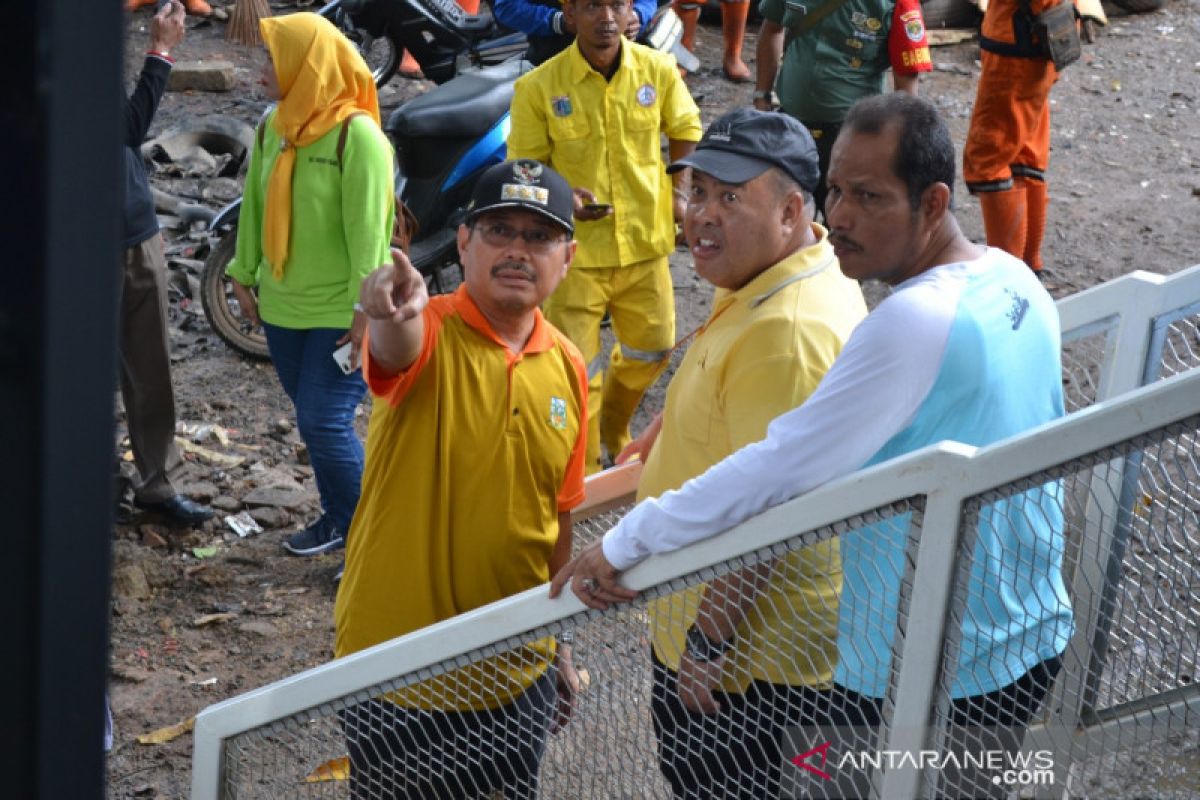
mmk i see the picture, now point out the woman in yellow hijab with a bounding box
[227,12,395,559]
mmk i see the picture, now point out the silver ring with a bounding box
[581,578,598,594]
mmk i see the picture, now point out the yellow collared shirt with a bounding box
[642,227,868,690]
[507,41,701,269]
[335,286,589,710]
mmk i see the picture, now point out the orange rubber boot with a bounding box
[675,1,701,53]
[125,0,157,11]
[400,50,424,79]
[456,0,481,12]
[183,0,212,15]
[721,1,752,82]
[978,186,1027,267]
[1020,177,1048,272]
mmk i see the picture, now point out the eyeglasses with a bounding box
[474,221,567,254]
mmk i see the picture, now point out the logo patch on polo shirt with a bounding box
[636,83,657,107]
[549,397,568,430]
[552,95,573,117]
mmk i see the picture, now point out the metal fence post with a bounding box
[877,454,972,800]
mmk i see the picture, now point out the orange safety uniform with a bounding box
[963,0,1067,272]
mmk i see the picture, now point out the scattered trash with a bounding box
[178,421,234,446]
[175,437,245,468]
[191,677,219,687]
[192,546,219,559]
[928,30,976,46]
[934,62,973,75]
[192,611,237,627]
[225,511,263,538]
[136,716,195,745]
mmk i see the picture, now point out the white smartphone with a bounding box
[332,342,355,375]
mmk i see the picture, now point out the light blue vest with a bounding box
[834,258,1075,698]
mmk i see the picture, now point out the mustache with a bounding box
[828,231,861,251]
[491,261,537,280]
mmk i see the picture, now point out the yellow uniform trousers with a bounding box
[544,256,674,473]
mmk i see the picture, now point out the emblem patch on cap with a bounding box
[636,83,657,107]
[512,159,543,184]
[501,184,550,204]
[549,397,568,430]
[552,96,573,117]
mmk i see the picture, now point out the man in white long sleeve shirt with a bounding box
[551,94,1073,797]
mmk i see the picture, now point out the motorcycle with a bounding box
[322,0,528,85]
[202,3,692,360]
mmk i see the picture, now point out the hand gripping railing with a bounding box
[191,264,1200,799]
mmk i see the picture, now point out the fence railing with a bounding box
[191,265,1200,799]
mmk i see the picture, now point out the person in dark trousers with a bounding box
[120,0,214,526]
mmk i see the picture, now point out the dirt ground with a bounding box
[109,1,1200,796]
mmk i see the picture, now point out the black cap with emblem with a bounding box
[465,159,576,235]
[667,108,821,193]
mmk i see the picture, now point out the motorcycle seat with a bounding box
[386,59,531,140]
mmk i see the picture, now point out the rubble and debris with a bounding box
[166,60,237,92]
[225,511,263,538]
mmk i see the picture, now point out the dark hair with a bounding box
[843,94,955,211]
[767,168,815,213]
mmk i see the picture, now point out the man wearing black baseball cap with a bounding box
[615,108,868,798]
[339,159,589,796]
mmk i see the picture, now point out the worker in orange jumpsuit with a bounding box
[963,0,1067,275]
[673,0,754,82]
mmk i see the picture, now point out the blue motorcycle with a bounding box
[202,2,689,360]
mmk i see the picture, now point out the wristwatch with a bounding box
[684,625,734,662]
[752,89,777,106]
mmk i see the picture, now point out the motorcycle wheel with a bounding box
[343,27,399,86]
[201,229,271,361]
[1109,0,1164,11]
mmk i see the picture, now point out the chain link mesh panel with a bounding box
[1153,308,1200,381]
[1061,325,1115,413]
[215,500,923,799]
[924,414,1200,800]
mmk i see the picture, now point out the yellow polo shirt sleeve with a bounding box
[658,61,704,143]
[507,75,553,166]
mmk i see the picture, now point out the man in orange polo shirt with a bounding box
[336,159,588,799]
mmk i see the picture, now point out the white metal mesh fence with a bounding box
[215,501,923,800]
[924,417,1200,800]
[193,265,1200,800]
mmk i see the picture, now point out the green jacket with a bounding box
[227,111,395,330]
[761,0,896,124]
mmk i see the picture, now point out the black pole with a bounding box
[0,0,122,797]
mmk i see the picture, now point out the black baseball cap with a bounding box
[667,108,820,193]
[465,159,575,235]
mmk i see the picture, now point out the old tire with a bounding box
[1109,0,1165,12]
[201,229,270,361]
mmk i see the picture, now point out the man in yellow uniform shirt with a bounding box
[617,109,867,799]
[335,160,588,799]
[507,0,702,473]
